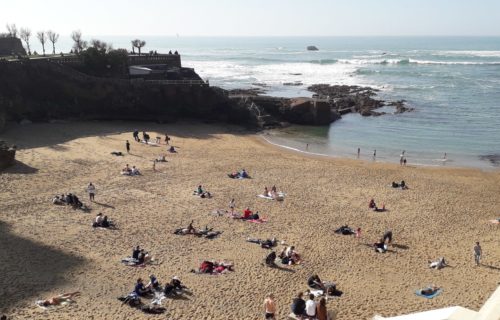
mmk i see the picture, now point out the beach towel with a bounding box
[140,140,160,146]
[415,289,442,299]
[309,289,324,297]
[257,194,274,200]
[35,299,74,310]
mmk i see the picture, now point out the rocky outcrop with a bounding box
[284,98,339,125]
[307,46,319,51]
[0,37,26,56]
[0,141,16,170]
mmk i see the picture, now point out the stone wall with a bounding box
[0,37,26,56]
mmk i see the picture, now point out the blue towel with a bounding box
[415,288,442,299]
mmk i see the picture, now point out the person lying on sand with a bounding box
[373,203,386,212]
[247,237,277,249]
[191,260,234,275]
[37,292,81,307]
[429,257,448,269]
[242,208,261,220]
[307,275,326,291]
[228,169,249,179]
[156,155,166,162]
[419,285,440,296]
[335,225,355,235]
[111,151,124,156]
[118,292,166,314]
[52,195,64,205]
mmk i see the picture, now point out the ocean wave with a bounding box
[434,50,500,58]
[408,59,500,65]
[309,59,338,65]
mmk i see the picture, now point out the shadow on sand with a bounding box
[2,160,38,174]
[0,121,255,150]
[0,221,85,313]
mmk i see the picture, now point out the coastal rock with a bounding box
[284,98,337,125]
[307,46,319,51]
[0,141,16,170]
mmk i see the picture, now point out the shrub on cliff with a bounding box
[79,41,128,77]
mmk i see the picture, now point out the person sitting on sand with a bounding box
[132,246,141,260]
[156,155,166,162]
[382,230,393,244]
[429,257,448,270]
[374,239,387,253]
[400,180,408,190]
[420,285,440,296]
[271,185,277,194]
[240,169,248,178]
[131,166,141,175]
[164,276,186,296]
[134,278,152,297]
[373,203,386,212]
[265,251,277,267]
[37,292,81,307]
[263,187,270,197]
[187,220,196,234]
[284,246,302,265]
[122,164,132,175]
[137,249,153,265]
[195,185,211,198]
[243,207,253,219]
[291,292,306,318]
[168,146,176,153]
[369,198,376,209]
[146,274,160,291]
[316,297,328,320]
[93,213,104,227]
[308,274,326,290]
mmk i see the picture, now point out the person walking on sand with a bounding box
[263,293,276,319]
[126,140,130,153]
[87,182,96,202]
[474,242,482,266]
[229,198,236,215]
[165,134,171,145]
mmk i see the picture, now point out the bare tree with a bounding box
[6,24,17,37]
[47,30,59,54]
[36,31,47,56]
[131,39,146,55]
[71,30,87,54]
[20,28,32,55]
[131,39,137,54]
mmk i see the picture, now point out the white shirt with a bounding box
[305,299,316,316]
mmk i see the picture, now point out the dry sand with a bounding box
[0,121,499,320]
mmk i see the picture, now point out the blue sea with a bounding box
[52,36,500,168]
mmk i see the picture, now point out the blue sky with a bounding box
[2,0,500,36]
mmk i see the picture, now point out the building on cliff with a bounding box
[0,37,27,56]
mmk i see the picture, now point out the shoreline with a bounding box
[259,130,500,172]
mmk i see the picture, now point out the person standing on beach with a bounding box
[229,198,236,215]
[357,147,360,158]
[373,149,376,159]
[87,182,96,202]
[400,156,404,165]
[133,130,139,142]
[403,158,407,166]
[126,140,130,153]
[474,242,482,266]
[152,160,156,172]
[306,143,309,151]
[263,293,276,319]
[165,134,171,145]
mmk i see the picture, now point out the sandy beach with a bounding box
[1,121,500,320]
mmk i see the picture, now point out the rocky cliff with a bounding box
[0,60,250,130]
[0,141,16,170]
[0,37,26,56]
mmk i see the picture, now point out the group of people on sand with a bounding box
[92,212,113,229]
[120,246,155,266]
[52,193,85,209]
[121,164,141,176]
[391,180,408,190]
[228,169,249,179]
[174,220,221,239]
